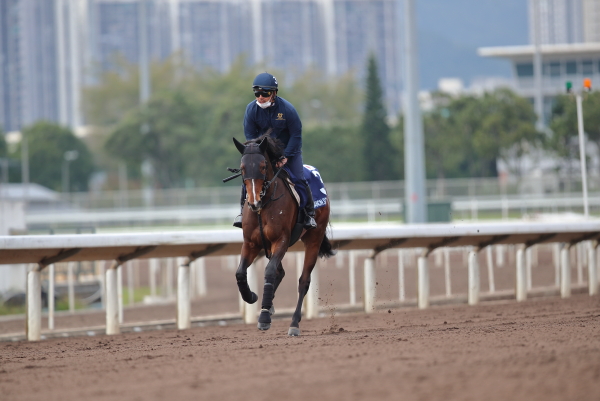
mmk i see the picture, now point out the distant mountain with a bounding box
[415,0,529,89]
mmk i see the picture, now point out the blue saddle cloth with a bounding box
[283,164,327,210]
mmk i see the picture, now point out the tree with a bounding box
[105,90,202,188]
[302,125,364,182]
[420,89,542,179]
[16,122,95,191]
[83,53,371,188]
[285,68,362,129]
[360,55,396,181]
[547,91,600,174]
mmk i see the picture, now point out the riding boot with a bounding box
[303,181,317,230]
[233,187,245,228]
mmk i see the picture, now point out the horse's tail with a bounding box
[318,231,336,259]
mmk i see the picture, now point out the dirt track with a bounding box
[2,293,599,401]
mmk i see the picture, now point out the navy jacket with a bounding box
[243,96,302,157]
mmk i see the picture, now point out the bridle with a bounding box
[240,143,284,212]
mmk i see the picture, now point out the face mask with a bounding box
[256,100,271,109]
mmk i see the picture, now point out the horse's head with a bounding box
[234,136,271,212]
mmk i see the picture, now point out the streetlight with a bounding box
[566,78,592,217]
[62,150,79,194]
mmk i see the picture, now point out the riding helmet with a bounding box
[252,72,278,91]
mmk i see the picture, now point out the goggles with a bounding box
[253,89,273,98]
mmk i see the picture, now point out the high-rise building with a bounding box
[0,0,60,132]
[0,0,88,132]
[92,0,403,113]
[582,0,600,42]
[0,0,403,132]
[528,0,600,45]
[0,0,22,133]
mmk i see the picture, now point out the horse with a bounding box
[231,134,335,336]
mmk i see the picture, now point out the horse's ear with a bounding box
[233,137,245,154]
[258,137,268,154]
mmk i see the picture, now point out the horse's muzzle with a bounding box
[248,201,262,212]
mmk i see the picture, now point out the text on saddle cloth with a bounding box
[283,164,327,210]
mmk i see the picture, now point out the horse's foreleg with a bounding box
[257,246,288,331]
[274,262,285,292]
[236,244,260,304]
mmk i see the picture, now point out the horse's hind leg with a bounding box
[236,243,260,304]
[288,270,311,337]
[288,240,321,336]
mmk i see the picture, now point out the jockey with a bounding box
[233,72,317,230]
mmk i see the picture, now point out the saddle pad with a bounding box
[284,165,327,210]
[303,164,328,209]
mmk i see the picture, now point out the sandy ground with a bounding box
[1,245,599,400]
[1,293,599,401]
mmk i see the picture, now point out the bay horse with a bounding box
[232,134,335,336]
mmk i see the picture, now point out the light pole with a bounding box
[566,78,591,218]
[402,0,427,223]
[62,150,79,194]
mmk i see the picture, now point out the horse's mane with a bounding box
[245,134,285,162]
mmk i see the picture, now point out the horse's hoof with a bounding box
[258,310,271,328]
[249,292,258,304]
[288,327,301,337]
[269,306,275,316]
[257,322,271,330]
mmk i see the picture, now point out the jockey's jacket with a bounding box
[243,96,302,158]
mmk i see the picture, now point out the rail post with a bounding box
[48,264,55,330]
[364,256,376,313]
[468,248,480,305]
[106,263,120,334]
[588,241,598,296]
[177,257,191,330]
[516,246,527,301]
[418,249,429,309]
[195,257,207,297]
[26,267,42,341]
[561,244,571,298]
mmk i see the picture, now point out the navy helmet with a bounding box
[252,72,278,91]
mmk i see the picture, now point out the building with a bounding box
[478,43,600,119]
[0,0,404,133]
[529,0,600,45]
[480,0,600,120]
[0,0,89,132]
[91,0,403,111]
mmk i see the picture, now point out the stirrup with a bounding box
[303,215,317,230]
[233,214,243,228]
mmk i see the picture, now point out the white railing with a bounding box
[24,192,600,229]
[2,221,599,341]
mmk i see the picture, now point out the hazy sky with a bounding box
[416,0,529,88]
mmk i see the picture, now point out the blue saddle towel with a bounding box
[282,164,327,210]
[304,165,328,209]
